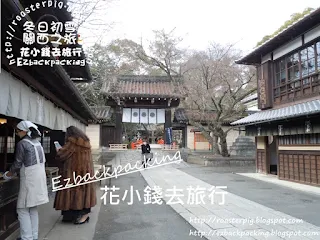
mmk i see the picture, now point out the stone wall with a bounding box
[187,154,255,167]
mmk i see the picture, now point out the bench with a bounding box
[109,144,128,150]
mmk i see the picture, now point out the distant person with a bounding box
[157,138,164,144]
[54,126,96,224]
[141,139,151,168]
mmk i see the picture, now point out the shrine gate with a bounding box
[101,75,183,144]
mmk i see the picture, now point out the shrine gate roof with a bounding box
[102,75,183,98]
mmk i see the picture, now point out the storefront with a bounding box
[232,98,320,186]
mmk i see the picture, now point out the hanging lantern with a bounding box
[257,127,261,136]
[278,125,283,136]
[305,121,312,133]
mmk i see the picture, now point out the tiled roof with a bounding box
[102,75,183,98]
[241,93,258,104]
[231,99,320,126]
[90,106,111,120]
[174,108,217,123]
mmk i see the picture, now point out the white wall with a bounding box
[304,24,320,44]
[86,124,100,150]
[273,37,302,60]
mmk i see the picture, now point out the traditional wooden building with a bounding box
[231,8,320,185]
[101,75,182,145]
[0,1,95,239]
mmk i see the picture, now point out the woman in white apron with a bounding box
[3,120,49,240]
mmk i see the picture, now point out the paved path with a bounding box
[181,164,320,227]
[93,150,202,240]
[110,150,320,240]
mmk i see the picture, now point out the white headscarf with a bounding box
[16,120,41,138]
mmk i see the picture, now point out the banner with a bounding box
[148,109,157,124]
[122,108,132,122]
[140,109,149,123]
[131,109,140,123]
[157,109,165,123]
[165,127,173,144]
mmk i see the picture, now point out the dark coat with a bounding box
[141,144,151,154]
[53,137,97,211]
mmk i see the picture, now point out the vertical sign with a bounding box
[258,61,273,109]
[165,127,172,144]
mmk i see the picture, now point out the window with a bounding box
[287,53,300,81]
[274,40,320,101]
[7,137,15,153]
[43,136,50,153]
[0,137,5,153]
[301,46,316,77]
[0,136,15,153]
[275,59,286,87]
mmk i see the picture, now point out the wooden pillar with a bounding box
[164,109,172,144]
[182,126,187,148]
[115,106,123,143]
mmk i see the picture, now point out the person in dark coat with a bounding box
[141,139,151,168]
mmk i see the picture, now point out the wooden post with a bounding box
[115,106,123,144]
[182,126,187,148]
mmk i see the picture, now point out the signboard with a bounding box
[258,62,273,109]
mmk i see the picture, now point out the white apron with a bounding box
[17,139,49,209]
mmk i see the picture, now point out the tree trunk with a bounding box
[212,136,220,155]
[219,134,229,157]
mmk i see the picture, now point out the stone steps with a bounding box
[230,136,256,157]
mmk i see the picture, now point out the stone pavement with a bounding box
[180,164,320,227]
[115,150,320,240]
[237,173,320,196]
[93,149,202,240]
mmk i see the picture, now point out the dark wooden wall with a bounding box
[257,149,267,174]
[279,151,320,185]
[100,126,116,147]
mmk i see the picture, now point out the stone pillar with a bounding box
[115,106,123,143]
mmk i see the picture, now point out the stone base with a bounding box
[187,155,255,167]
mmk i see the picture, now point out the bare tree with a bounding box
[134,28,188,79]
[67,0,116,43]
[181,43,256,156]
[129,30,257,157]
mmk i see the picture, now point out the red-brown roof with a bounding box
[102,75,183,98]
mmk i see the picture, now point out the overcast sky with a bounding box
[80,0,320,54]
